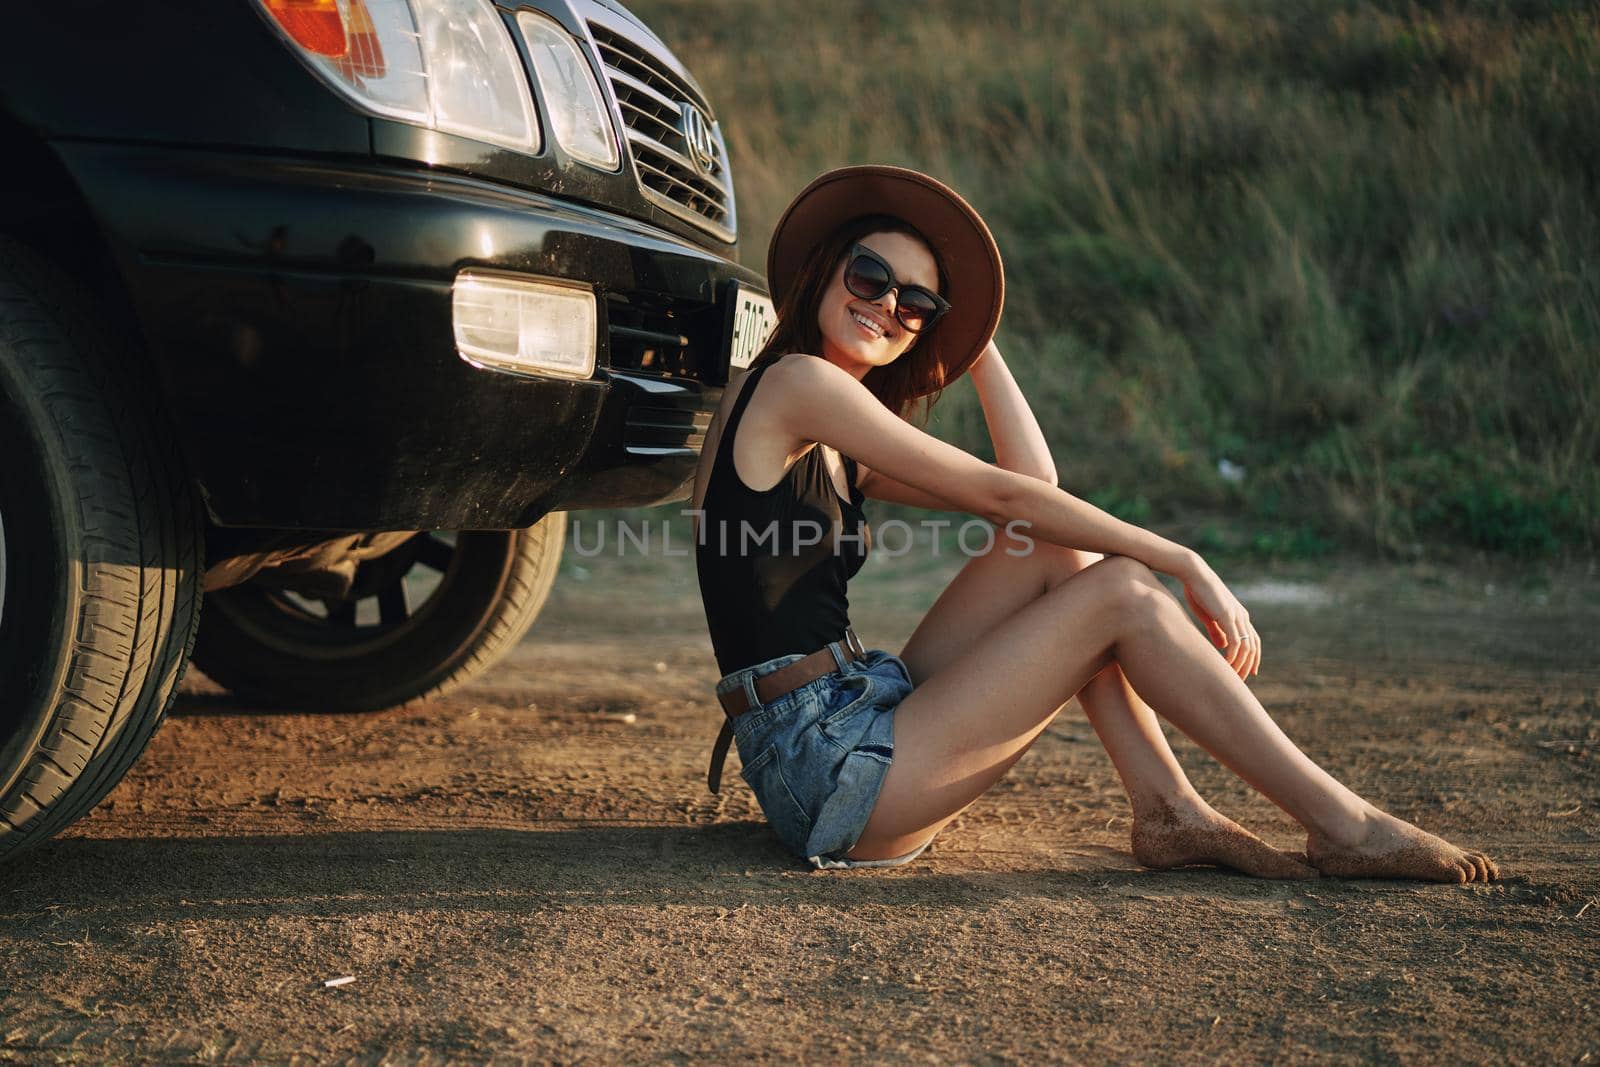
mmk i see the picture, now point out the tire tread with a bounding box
[0,240,202,860]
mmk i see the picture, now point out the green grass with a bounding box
[627,0,1599,557]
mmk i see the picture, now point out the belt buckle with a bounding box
[844,627,866,658]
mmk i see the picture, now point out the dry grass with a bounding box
[629,0,1598,556]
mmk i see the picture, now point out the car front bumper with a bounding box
[57,141,763,530]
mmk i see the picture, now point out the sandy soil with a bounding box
[2,548,1596,1064]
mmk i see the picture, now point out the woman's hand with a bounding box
[1177,558,1260,680]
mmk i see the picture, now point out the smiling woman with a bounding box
[839,242,950,336]
[691,164,1499,883]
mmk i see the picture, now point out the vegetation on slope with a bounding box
[634,0,1597,556]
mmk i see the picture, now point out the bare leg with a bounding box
[858,554,1497,883]
[1084,667,1316,880]
[897,542,1314,879]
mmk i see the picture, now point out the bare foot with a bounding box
[1131,798,1319,880]
[1306,810,1500,883]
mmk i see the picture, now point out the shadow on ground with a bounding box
[1,824,1228,924]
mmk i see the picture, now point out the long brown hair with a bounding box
[749,215,953,427]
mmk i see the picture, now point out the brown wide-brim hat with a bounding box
[766,165,1004,394]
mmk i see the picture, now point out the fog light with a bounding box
[453,271,596,379]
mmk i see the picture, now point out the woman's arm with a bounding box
[776,354,1190,572]
[856,341,1053,505]
[780,355,1254,675]
[966,341,1056,484]
[777,354,1257,675]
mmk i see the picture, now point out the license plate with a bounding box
[727,283,776,371]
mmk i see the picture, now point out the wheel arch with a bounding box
[0,108,205,517]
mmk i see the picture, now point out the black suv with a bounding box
[0,0,774,858]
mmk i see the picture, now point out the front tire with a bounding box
[0,241,204,862]
[192,518,565,712]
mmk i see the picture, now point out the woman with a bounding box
[691,165,1497,881]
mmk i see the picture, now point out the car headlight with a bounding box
[257,0,538,154]
[516,12,620,171]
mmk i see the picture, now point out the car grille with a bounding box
[588,22,736,243]
[624,400,710,455]
[605,292,720,381]
[606,293,713,456]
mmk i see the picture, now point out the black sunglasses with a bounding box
[841,243,950,334]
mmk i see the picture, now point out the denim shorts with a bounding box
[715,643,919,869]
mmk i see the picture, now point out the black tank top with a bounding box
[695,358,872,676]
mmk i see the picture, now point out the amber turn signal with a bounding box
[262,0,384,77]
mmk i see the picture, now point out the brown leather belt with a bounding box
[706,627,866,794]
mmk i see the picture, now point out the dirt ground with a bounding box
[2,545,1597,1064]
